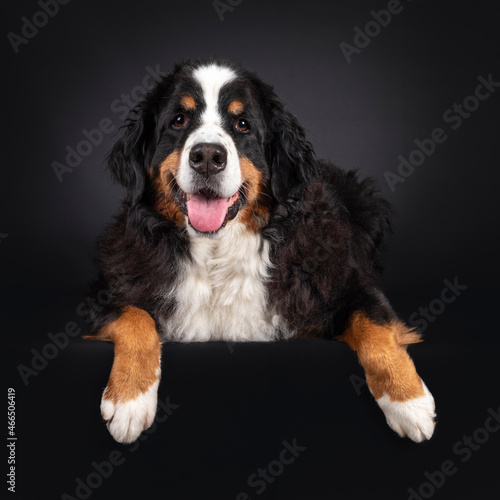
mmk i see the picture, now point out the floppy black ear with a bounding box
[265,96,318,202]
[107,105,150,204]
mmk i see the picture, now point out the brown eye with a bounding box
[173,114,188,128]
[235,118,249,132]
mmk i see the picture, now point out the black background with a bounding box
[3,0,500,498]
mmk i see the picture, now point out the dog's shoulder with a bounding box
[265,161,391,256]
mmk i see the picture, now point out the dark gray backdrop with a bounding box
[3,1,500,499]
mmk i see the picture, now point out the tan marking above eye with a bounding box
[228,100,244,115]
[180,95,196,110]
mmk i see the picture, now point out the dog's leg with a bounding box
[89,306,162,443]
[340,311,436,442]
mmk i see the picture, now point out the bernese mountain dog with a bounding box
[85,58,436,444]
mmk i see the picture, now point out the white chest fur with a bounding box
[162,223,290,342]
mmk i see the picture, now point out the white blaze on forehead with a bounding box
[192,64,237,126]
[177,63,241,199]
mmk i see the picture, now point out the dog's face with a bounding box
[108,59,317,237]
[154,63,270,237]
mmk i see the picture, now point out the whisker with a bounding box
[165,177,176,189]
[255,190,272,200]
[240,180,273,201]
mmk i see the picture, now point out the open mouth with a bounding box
[176,187,242,234]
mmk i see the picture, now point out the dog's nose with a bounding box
[189,143,227,177]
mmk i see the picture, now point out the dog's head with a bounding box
[108,59,317,237]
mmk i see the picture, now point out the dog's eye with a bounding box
[173,114,188,128]
[235,118,249,132]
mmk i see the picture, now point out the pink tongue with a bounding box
[186,194,228,232]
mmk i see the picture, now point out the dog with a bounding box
[85,58,436,444]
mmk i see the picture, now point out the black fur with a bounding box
[87,58,394,339]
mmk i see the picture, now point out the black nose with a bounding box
[189,143,227,177]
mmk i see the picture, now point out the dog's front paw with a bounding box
[376,380,436,443]
[101,377,160,444]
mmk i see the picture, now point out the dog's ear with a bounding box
[107,103,153,204]
[264,95,318,202]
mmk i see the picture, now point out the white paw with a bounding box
[101,379,159,444]
[376,381,436,442]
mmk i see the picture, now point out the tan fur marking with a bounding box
[153,151,185,226]
[340,312,424,401]
[228,100,244,115]
[180,95,196,110]
[236,156,272,233]
[100,306,161,403]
